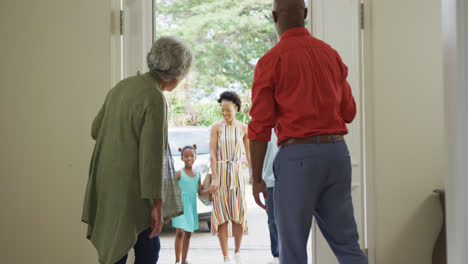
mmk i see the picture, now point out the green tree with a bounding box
[157,0,307,126]
[156,0,278,100]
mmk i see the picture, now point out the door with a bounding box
[121,0,153,78]
[117,3,154,262]
[442,0,468,262]
[118,0,366,262]
[309,0,365,263]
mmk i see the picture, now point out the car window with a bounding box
[168,128,210,155]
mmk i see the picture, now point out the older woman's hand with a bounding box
[149,198,163,239]
[209,179,219,194]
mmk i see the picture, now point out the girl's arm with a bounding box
[209,123,220,194]
[198,177,209,195]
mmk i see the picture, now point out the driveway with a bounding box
[123,184,313,263]
[158,185,274,264]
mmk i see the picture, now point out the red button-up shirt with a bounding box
[248,27,356,144]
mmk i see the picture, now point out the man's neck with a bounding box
[279,24,305,37]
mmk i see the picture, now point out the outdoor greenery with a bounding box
[156,0,278,126]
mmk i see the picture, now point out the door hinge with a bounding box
[360,3,365,30]
[120,10,124,35]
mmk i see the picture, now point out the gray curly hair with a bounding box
[147,36,193,81]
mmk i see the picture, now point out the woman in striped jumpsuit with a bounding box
[209,91,251,264]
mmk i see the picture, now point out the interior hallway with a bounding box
[1,0,466,263]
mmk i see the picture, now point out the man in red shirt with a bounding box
[248,0,368,263]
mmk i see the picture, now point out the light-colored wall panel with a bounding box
[369,0,445,263]
[442,0,468,263]
[0,1,111,263]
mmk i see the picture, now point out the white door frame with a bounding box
[442,0,468,263]
[121,0,153,78]
[110,0,123,86]
[308,0,376,263]
[110,0,153,83]
[361,0,376,263]
[119,0,378,262]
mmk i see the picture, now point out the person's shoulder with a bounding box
[118,72,147,88]
[258,44,282,66]
[109,75,135,94]
[144,92,165,114]
[311,36,342,57]
[105,74,144,103]
[119,73,164,102]
[241,123,249,136]
[262,46,279,59]
[210,122,222,134]
[239,122,248,130]
[211,121,224,129]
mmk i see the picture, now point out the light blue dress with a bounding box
[172,170,200,232]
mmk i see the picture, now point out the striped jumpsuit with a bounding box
[211,124,248,236]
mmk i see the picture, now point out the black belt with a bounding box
[279,135,344,148]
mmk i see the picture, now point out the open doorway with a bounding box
[118,0,370,263]
[154,0,303,263]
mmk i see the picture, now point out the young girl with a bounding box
[172,145,209,264]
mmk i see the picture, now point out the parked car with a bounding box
[168,126,212,231]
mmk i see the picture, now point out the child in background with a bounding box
[172,145,209,264]
[262,130,280,264]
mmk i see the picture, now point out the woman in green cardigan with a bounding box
[82,36,193,264]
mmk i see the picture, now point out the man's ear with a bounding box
[304,8,308,19]
[272,11,278,23]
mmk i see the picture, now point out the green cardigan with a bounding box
[82,72,182,264]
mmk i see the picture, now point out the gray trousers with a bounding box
[273,141,368,264]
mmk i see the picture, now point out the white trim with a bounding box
[442,0,468,263]
[309,0,371,262]
[362,0,376,263]
[308,0,313,34]
[152,0,156,42]
[311,0,324,39]
[122,0,153,78]
[110,0,122,86]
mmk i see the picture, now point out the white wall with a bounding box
[368,0,445,263]
[0,1,111,263]
[442,0,468,263]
